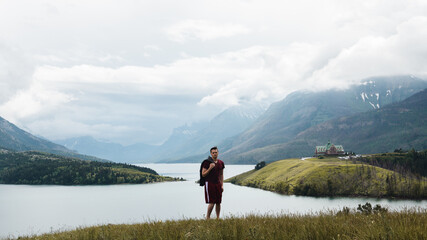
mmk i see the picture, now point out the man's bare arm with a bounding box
[202,163,215,177]
[220,169,224,188]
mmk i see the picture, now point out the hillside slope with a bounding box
[226,156,427,199]
[0,148,178,185]
[235,87,427,163]
[0,116,109,162]
[0,116,71,152]
[220,76,427,163]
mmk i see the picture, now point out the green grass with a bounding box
[11,208,427,240]
[226,157,427,198]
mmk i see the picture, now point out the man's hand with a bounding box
[202,162,216,178]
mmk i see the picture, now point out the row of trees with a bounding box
[356,149,427,177]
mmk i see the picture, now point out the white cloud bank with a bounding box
[308,16,427,88]
[166,19,251,42]
[0,0,427,145]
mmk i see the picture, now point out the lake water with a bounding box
[0,163,426,239]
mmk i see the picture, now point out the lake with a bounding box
[0,163,425,239]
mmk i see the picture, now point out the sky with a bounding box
[1,0,427,145]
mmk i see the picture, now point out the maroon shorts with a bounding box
[204,181,222,204]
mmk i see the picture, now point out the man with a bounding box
[201,146,225,219]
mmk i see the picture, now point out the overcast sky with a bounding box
[1,0,427,145]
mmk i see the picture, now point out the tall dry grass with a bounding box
[13,207,427,240]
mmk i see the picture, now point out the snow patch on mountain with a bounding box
[361,80,374,85]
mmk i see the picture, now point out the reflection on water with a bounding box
[0,163,425,239]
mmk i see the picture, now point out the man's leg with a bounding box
[215,203,221,219]
[206,203,214,219]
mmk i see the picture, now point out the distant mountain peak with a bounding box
[353,75,427,110]
[0,117,109,162]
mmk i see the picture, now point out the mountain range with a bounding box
[0,116,108,162]
[1,75,426,164]
[55,103,266,163]
[218,75,427,163]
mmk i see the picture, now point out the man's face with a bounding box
[211,149,218,160]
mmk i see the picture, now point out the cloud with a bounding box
[1,0,427,145]
[0,44,34,103]
[0,81,75,123]
[307,16,427,90]
[197,44,325,107]
[3,13,427,144]
[165,19,251,43]
[0,43,326,143]
[0,45,310,143]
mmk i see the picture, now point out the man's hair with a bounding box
[210,146,218,153]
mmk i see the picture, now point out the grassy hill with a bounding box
[0,149,180,185]
[226,156,427,199]
[10,207,427,240]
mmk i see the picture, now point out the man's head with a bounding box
[210,146,218,160]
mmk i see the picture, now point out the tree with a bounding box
[255,161,266,170]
